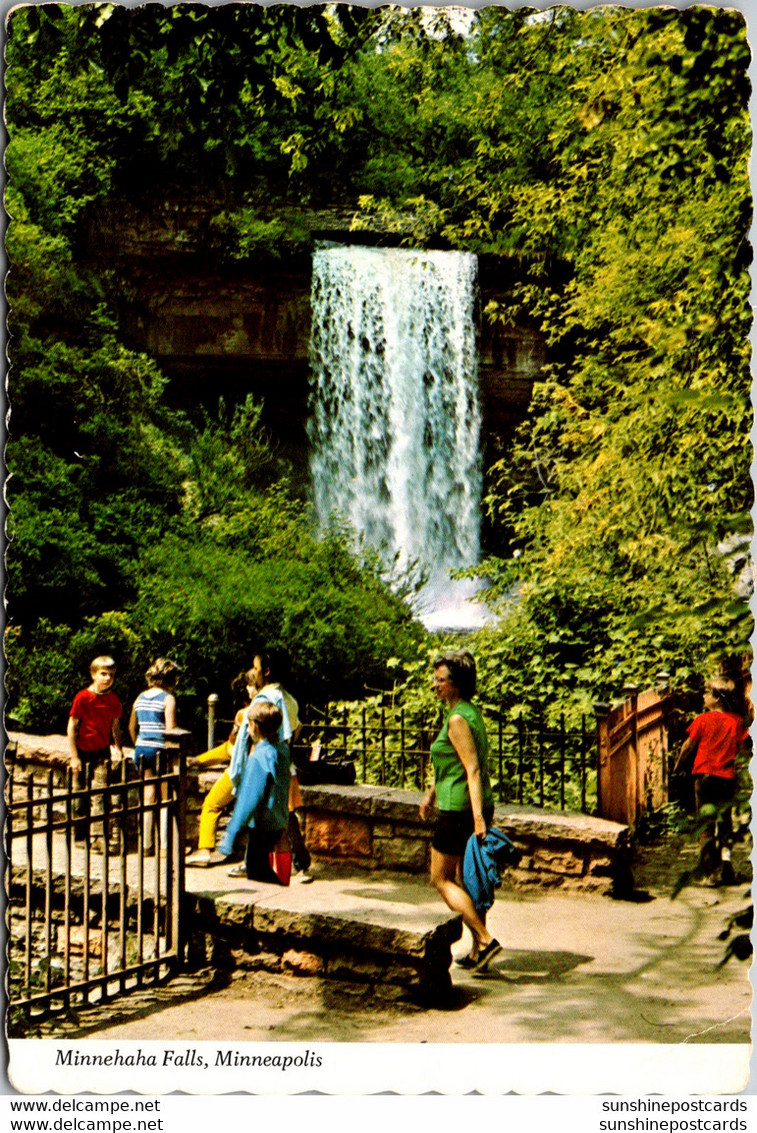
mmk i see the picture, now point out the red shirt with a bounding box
[70,689,122,752]
[688,710,748,779]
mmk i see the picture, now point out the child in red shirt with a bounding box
[675,686,749,883]
[67,655,124,852]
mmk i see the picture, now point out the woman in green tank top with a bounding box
[420,650,501,973]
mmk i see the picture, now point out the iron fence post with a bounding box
[498,709,504,802]
[381,706,386,785]
[45,770,53,997]
[362,706,367,783]
[517,719,524,805]
[64,768,73,1004]
[165,727,191,966]
[118,757,128,992]
[593,701,611,818]
[136,756,146,977]
[580,715,587,814]
[538,712,545,808]
[559,713,566,810]
[207,693,218,750]
[400,707,406,789]
[25,774,34,1009]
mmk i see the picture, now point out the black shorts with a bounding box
[77,747,110,764]
[432,804,494,858]
[694,774,735,810]
[74,747,110,780]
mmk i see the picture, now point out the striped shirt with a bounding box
[133,689,169,753]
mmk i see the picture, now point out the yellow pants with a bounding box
[198,769,235,850]
[196,740,233,768]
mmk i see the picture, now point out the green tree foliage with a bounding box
[6,5,752,735]
[5,3,425,733]
[7,4,383,201]
[468,8,753,715]
[6,151,186,625]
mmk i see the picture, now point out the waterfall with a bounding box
[308,244,486,628]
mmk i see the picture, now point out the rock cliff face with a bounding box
[82,196,546,473]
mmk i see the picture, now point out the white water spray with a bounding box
[308,244,487,629]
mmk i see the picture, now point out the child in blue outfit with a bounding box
[218,698,290,883]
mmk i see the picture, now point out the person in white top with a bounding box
[187,651,312,882]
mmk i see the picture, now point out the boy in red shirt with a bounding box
[67,655,125,852]
[675,686,749,884]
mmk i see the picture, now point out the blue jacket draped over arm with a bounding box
[463,826,521,919]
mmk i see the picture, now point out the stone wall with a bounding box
[300,783,632,895]
[7,734,632,894]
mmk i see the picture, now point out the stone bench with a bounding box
[185,864,461,1001]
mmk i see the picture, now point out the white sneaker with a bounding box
[293,869,314,884]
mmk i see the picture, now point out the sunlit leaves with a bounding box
[471,9,752,712]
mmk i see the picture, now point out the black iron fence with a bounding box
[209,700,598,814]
[6,733,190,1030]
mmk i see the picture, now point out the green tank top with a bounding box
[430,700,494,813]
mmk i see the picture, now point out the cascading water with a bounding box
[308,244,487,629]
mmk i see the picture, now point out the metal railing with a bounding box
[6,732,190,1030]
[207,698,598,814]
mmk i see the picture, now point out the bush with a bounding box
[127,521,426,731]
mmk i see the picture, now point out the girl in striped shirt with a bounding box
[129,657,180,854]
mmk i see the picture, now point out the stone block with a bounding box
[326,950,419,986]
[57,925,103,958]
[573,875,614,894]
[587,856,614,876]
[282,949,325,976]
[305,812,371,858]
[531,847,585,876]
[230,948,281,972]
[372,822,395,839]
[251,897,456,962]
[394,822,431,840]
[8,732,71,767]
[370,789,426,823]
[502,868,562,888]
[300,784,376,816]
[309,853,379,872]
[373,837,428,873]
[495,804,628,851]
[212,895,258,930]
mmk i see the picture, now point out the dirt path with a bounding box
[57,835,752,1045]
